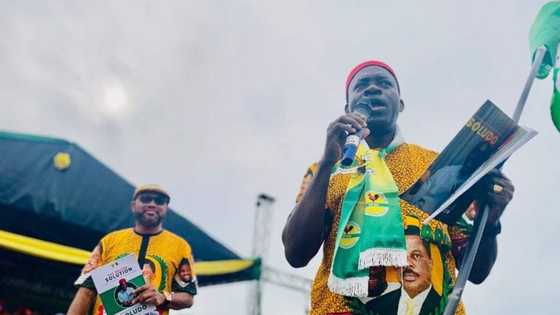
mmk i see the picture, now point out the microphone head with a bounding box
[353,106,371,121]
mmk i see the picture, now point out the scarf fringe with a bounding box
[358,248,408,270]
[327,273,369,297]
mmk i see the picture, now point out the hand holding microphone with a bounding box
[322,108,370,166]
[341,107,370,166]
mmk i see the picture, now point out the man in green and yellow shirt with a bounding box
[68,184,197,315]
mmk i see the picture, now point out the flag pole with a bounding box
[513,46,548,122]
[443,46,547,315]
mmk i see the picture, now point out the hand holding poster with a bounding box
[91,254,157,315]
[401,100,537,224]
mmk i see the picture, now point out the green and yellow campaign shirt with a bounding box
[75,228,197,315]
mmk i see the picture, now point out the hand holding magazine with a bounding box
[90,254,158,315]
[401,100,537,224]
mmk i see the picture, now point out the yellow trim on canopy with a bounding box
[0,229,90,265]
[0,229,255,275]
[194,259,255,275]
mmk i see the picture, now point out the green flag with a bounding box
[552,67,560,131]
[529,1,560,79]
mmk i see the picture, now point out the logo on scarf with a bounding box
[340,221,361,249]
[364,192,389,217]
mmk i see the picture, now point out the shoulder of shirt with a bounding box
[161,229,192,249]
[101,228,134,242]
[399,143,438,157]
[303,145,438,171]
[306,162,319,175]
[391,143,439,165]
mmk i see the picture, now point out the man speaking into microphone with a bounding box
[282,60,515,315]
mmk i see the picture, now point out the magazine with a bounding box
[400,100,537,224]
[90,254,157,315]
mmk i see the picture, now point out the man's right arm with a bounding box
[67,243,103,314]
[282,112,368,268]
[67,287,96,315]
[282,160,336,268]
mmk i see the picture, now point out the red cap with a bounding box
[345,60,400,100]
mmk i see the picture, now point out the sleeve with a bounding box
[295,162,318,204]
[290,162,333,239]
[74,242,103,292]
[171,243,197,296]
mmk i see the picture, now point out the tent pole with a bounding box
[248,194,275,315]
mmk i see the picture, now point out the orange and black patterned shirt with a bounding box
[294,143,469,315]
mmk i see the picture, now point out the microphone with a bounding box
[340,107,370,166]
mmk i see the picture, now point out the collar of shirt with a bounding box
[397,285,432,315]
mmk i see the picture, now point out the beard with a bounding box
[134,211,163,228]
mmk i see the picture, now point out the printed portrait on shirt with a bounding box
[362,216,453,315]
[175,258,195,285]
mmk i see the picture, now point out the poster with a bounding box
[91,254,158,315]
[401,100,537,224]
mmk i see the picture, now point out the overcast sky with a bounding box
[1,1,558,314]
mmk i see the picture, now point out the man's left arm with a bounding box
[132,284,193,309]
[165,247,198,309]
[454,169,514,284]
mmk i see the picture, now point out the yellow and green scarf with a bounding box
[328,136,407,297]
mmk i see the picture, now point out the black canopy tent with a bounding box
[0,131,259,312]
